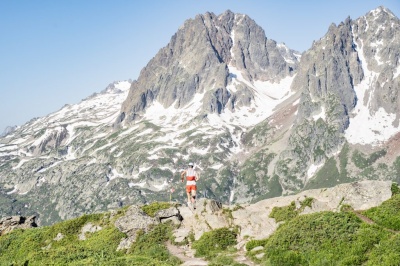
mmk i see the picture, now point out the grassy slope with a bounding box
[0,203,180,266]
[246,190,400,266]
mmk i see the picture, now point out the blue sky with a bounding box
[1,0,399,132]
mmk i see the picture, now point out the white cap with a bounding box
[188,162,194,166]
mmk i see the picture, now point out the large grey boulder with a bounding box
[173,198,229,243]
[114,205,183,250]
[114,205,159,250]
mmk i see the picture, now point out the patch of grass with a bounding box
[128,222,180,265]
[192,227,237,258]
[362,194,400,231]
[366,233,400,265]
[209,255,247,266]
[269,198,314,223]
[300,197,314,208]
[352,149,387,169]
[252,212,390,265]
[246,239,268,251]
[232,204,244,211]
[141,202,172,217]
[305,157,352,190]
[269,201,297,222]
[391,182,400,196]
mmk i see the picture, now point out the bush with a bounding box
[255,212,389,265]
[245,239,268,251]
[192,227,237,258]
[269,201,297,222]
[391,182,400,196]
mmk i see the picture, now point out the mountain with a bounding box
[0,7,399,225]
[0,126,17,138]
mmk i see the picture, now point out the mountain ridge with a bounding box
[0,6,399,225]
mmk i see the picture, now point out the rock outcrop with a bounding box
[173,180,393,244]
[0,215,37,236]
[114,205,183,250]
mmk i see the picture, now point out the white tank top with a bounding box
[186,168,197,185]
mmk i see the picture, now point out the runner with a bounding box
[181,162,199,210]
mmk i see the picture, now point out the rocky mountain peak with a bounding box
[118,10,299,125]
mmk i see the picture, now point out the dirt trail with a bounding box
[166,241,257,266]
[353,211,400,234]
[166,241,208,266]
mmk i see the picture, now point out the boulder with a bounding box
[114,205,183,250]
[0,215,37,236]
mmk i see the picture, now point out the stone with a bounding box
[0,215,37,236]
[79,223,102,240]
[255,253,265,259]
[251,246,264,252]
[53,232,64,241]
[114,205,166,250]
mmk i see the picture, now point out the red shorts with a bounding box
[186,185,197,193]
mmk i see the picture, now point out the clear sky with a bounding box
[1,0,399,132]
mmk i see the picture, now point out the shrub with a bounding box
[391,182,400,196]
[192,227,237,258]
[269,201,298,222]
[255,212,389,265]
[245,239,268,251]
[300,197,314,208]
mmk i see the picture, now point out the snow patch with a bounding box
[312,106,326,121]
[307,161,324,179]
[345,37,400,145]
[153,180,168,191]
[6,187,18,195]
[128,181,146,188]
[209,163,223,170]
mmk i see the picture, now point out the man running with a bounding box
[181,162,199,209]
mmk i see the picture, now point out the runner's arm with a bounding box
[181,171,186,182]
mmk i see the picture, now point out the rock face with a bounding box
[173,181,393,244]
[118,10,298,123]
[0,215,37,236]
[274,6,400,193]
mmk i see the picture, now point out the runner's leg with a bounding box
[191,189,196,209]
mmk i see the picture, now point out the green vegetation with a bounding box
[0,210,180,265]
[363,194,400,231]
[305,154,355,190]
[128,223,180,265]
[249,212,391,265]
[391,182,400,195]
[3,192,400,266]
[269,201,297,222]
[248,193,400,265]
[141,202,173,217]
[269,198,314,223]
[208,255,247,266]
[192,227,237,258]
[352,149,387,169]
